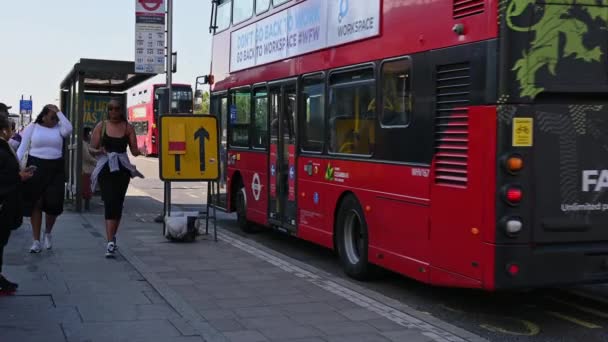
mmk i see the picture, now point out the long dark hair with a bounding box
[107,100,127,122]
[34,105,53,124]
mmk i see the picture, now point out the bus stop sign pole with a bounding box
[163,0,173,222]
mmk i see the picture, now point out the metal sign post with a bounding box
[163,0,173,228]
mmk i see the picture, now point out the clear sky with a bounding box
[0,0,212,114]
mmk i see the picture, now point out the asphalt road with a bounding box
[123,156,608,342]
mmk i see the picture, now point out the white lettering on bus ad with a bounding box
[230,0,380,72]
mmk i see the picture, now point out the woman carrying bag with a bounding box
[0,113,34,292]
[17,104,73,253]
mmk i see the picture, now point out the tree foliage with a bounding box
[194,90,210,114]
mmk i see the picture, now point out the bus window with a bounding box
[216,0,231,32]
[233,0,253,24]
[230,88,251,147]
[329,68,376,156]
[273,0,290,6]
[380,58,412,127]
[252,88,268,149]
[172,87,193,113]
[132,121,148,136]
[256,0,270,14]
[221,96,228,147]
[300,74,325,153]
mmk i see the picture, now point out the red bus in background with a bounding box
[128,83,193,155]
[207,0,608,290]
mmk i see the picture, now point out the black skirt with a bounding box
[23,156,65,217]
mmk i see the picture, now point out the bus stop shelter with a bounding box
[60,59,155,212]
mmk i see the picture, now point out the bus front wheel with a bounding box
[336,195,372,280]
[236,185,255,233]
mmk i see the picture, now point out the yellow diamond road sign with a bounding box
[160,115,219,181]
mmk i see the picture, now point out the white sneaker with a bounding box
[43,234,52,250]
[30,240,42,253]
[105,242,116,258]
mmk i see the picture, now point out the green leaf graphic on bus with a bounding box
[506,0,606,99]
[325,163,334,181]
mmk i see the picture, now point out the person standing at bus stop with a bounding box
[89,100,143,258]
[0,113,34,292]
[17,104,73,253]
[9,120,22,151]
[0,103,11,115]
[0,104,23,151]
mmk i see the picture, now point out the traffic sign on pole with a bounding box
[19,98,32,115]
[159,115,219,181]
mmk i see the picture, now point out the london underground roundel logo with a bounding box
[139,0,163,12]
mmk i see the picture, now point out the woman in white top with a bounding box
[17,104,73,253]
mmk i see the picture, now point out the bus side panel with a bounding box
[128,103,152,155]
[429,106,496,287]
[297,157,333,249]
[368,196,431,284]
[479,107,498,290]
[296,157,432,280]
[146,102,156,155]
[226,170,235,213]
[150,105,158,156]
[227,150,269,226]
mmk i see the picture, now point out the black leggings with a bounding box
[0,229,11,273]
[99,166,130,220]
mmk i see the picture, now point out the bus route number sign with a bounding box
[159,115,219,181]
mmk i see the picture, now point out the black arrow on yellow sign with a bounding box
[175,155,181,173]
[194,127,209,172]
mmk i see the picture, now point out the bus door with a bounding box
[269,81,297,231]
[210,92,229,210]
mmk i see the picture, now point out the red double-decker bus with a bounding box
[128,83,193,155]
[206,0,608,290]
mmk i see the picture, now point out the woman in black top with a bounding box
[0,114,33,292]
[90,100,143,257]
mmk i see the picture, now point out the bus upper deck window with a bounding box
[216,0,232,32]
[233,0,253,24]
[256,0,270,13]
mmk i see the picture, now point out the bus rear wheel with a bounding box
[336,195,372,280]
[235,185,256,233]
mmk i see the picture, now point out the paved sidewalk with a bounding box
[1,208,484,342]
[1,213,204,342]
